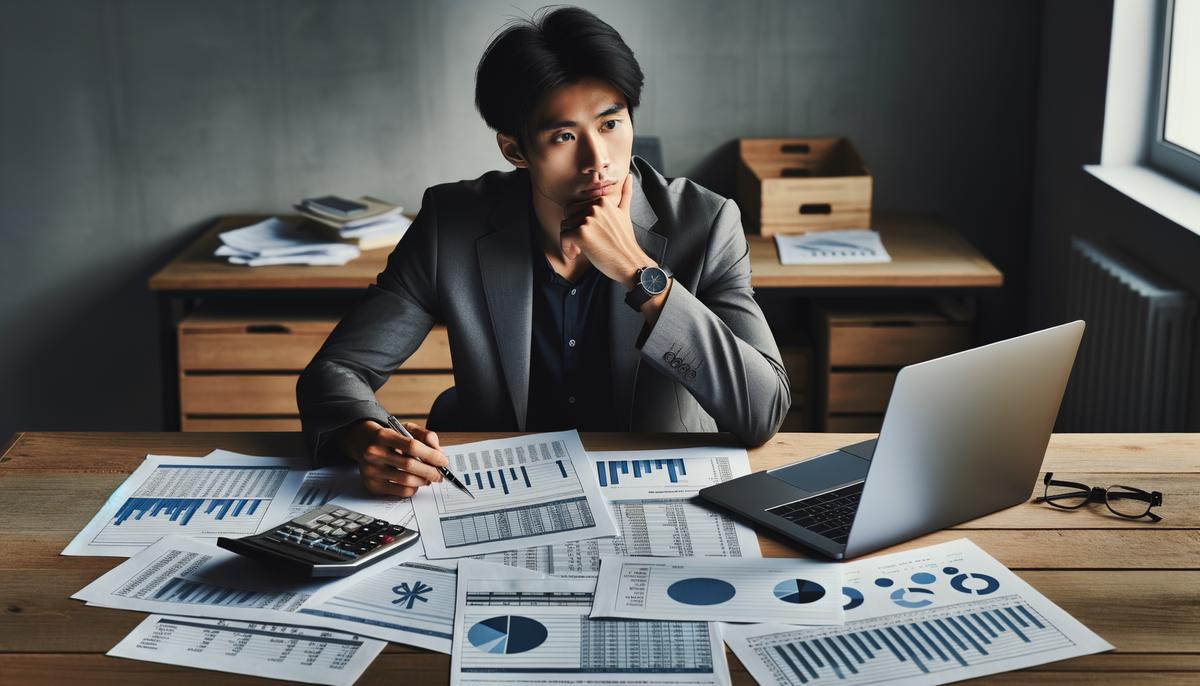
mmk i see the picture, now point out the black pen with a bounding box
[385,415,476,499]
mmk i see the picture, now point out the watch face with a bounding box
[639,266,668,295]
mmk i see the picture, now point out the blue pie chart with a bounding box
[467,615,547,654]
[773,579,827,604]
[666,577,737,605]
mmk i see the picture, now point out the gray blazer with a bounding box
[297,157,791,466]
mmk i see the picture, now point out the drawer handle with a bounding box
[781,143,811,154]
[799,203,832,215]
[244,324,291,334]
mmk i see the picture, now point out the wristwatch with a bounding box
[625,264,673,311]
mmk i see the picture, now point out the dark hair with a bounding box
[475,6,644,149]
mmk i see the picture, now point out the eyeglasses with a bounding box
[1033,472,1163,522]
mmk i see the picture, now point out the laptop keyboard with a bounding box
[765,482,864,545]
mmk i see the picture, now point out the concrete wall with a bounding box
[0,0,1043,440]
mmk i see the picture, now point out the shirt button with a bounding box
[568,339,577,348]
[570,288,577,295]
[568,396,576,404]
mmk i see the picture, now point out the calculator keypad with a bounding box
[275,503,408,560]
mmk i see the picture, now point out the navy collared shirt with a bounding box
[526,215,619,432]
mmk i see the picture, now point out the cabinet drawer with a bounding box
[827,313,970,368]
[179,319,452,371]
[181,373,453,415]
[827,371,896,414]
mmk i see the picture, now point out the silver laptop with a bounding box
[698,321,1085,559]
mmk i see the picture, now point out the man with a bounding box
[297,6,790,497]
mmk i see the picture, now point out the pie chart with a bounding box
[666,577,737,605]
[773,579,827,604]
[467,615,548,654]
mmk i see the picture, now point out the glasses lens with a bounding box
[1043,482,1089,508]
[1105,486,1153,518]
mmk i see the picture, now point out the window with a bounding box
[1151,0,1200,188]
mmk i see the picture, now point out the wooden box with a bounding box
[814,302,972,432]
[178,307,453,431]
[736,137,872,235]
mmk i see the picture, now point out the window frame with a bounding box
[1149,0,1200,189]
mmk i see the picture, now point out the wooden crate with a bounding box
[736,137,872,235]
[178,308,453,431]
[815,302,972,432]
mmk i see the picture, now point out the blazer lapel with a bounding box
[608,163,667,428]
[477,173,534,430]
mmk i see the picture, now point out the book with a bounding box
[295,195,404,230]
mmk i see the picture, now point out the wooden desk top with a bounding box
[1,431,1192,684]
[148,214,1002,292]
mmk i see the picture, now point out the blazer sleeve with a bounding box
[296,188,441,467]
[636,198,791,446]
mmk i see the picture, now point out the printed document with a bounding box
[775,229,891,265]
[63,453,310,557]
[592,556,843,625]
[450,560,732,686]
[72,535,328,627]
[473,446,761,575]
[410,430,618,558]
[108,614,384,686]
[721,538,1113,685]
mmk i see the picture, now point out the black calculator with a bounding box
[217,503,420,577]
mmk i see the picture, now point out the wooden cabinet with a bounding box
[177,308,453,431]
[815,303,972,431]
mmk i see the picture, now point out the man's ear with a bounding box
[497,132,529,169]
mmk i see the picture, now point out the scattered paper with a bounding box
[775,229,891,265]
[721,538,1113,685]
[592,556,843,625]
[108,614,384,686]
[298,555,544,654]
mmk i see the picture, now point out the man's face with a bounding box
[519,77,634,210]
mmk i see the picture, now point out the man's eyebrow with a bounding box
[534,103,627,133]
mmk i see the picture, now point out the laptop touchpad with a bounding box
[768,451,870,494]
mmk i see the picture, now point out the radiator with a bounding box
[1059,238,1196,431]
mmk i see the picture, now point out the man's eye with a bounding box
[553,132,574,143]
[603,119,620,130]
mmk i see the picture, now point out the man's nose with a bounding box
[579,133,609,175]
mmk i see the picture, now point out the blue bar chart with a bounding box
[749,596,1075,684]
[595,458,687,487]
[112,497,263,526]
[89,464,289,549]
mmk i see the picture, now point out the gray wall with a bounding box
[1028,0,1200,429]
[0,0,1043,441]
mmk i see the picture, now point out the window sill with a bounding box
[1084,164,1200,237]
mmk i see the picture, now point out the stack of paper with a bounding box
[296,195,411,251]
[215,217,360,267]
[775,228,892,265]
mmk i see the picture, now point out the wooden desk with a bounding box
[2,431,1194,684]
[149,213,1002,292]
[147,214,1002,430]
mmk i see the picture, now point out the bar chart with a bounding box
[595,458,687,487]
[746,595,1075,684]
[89,464,289,549]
